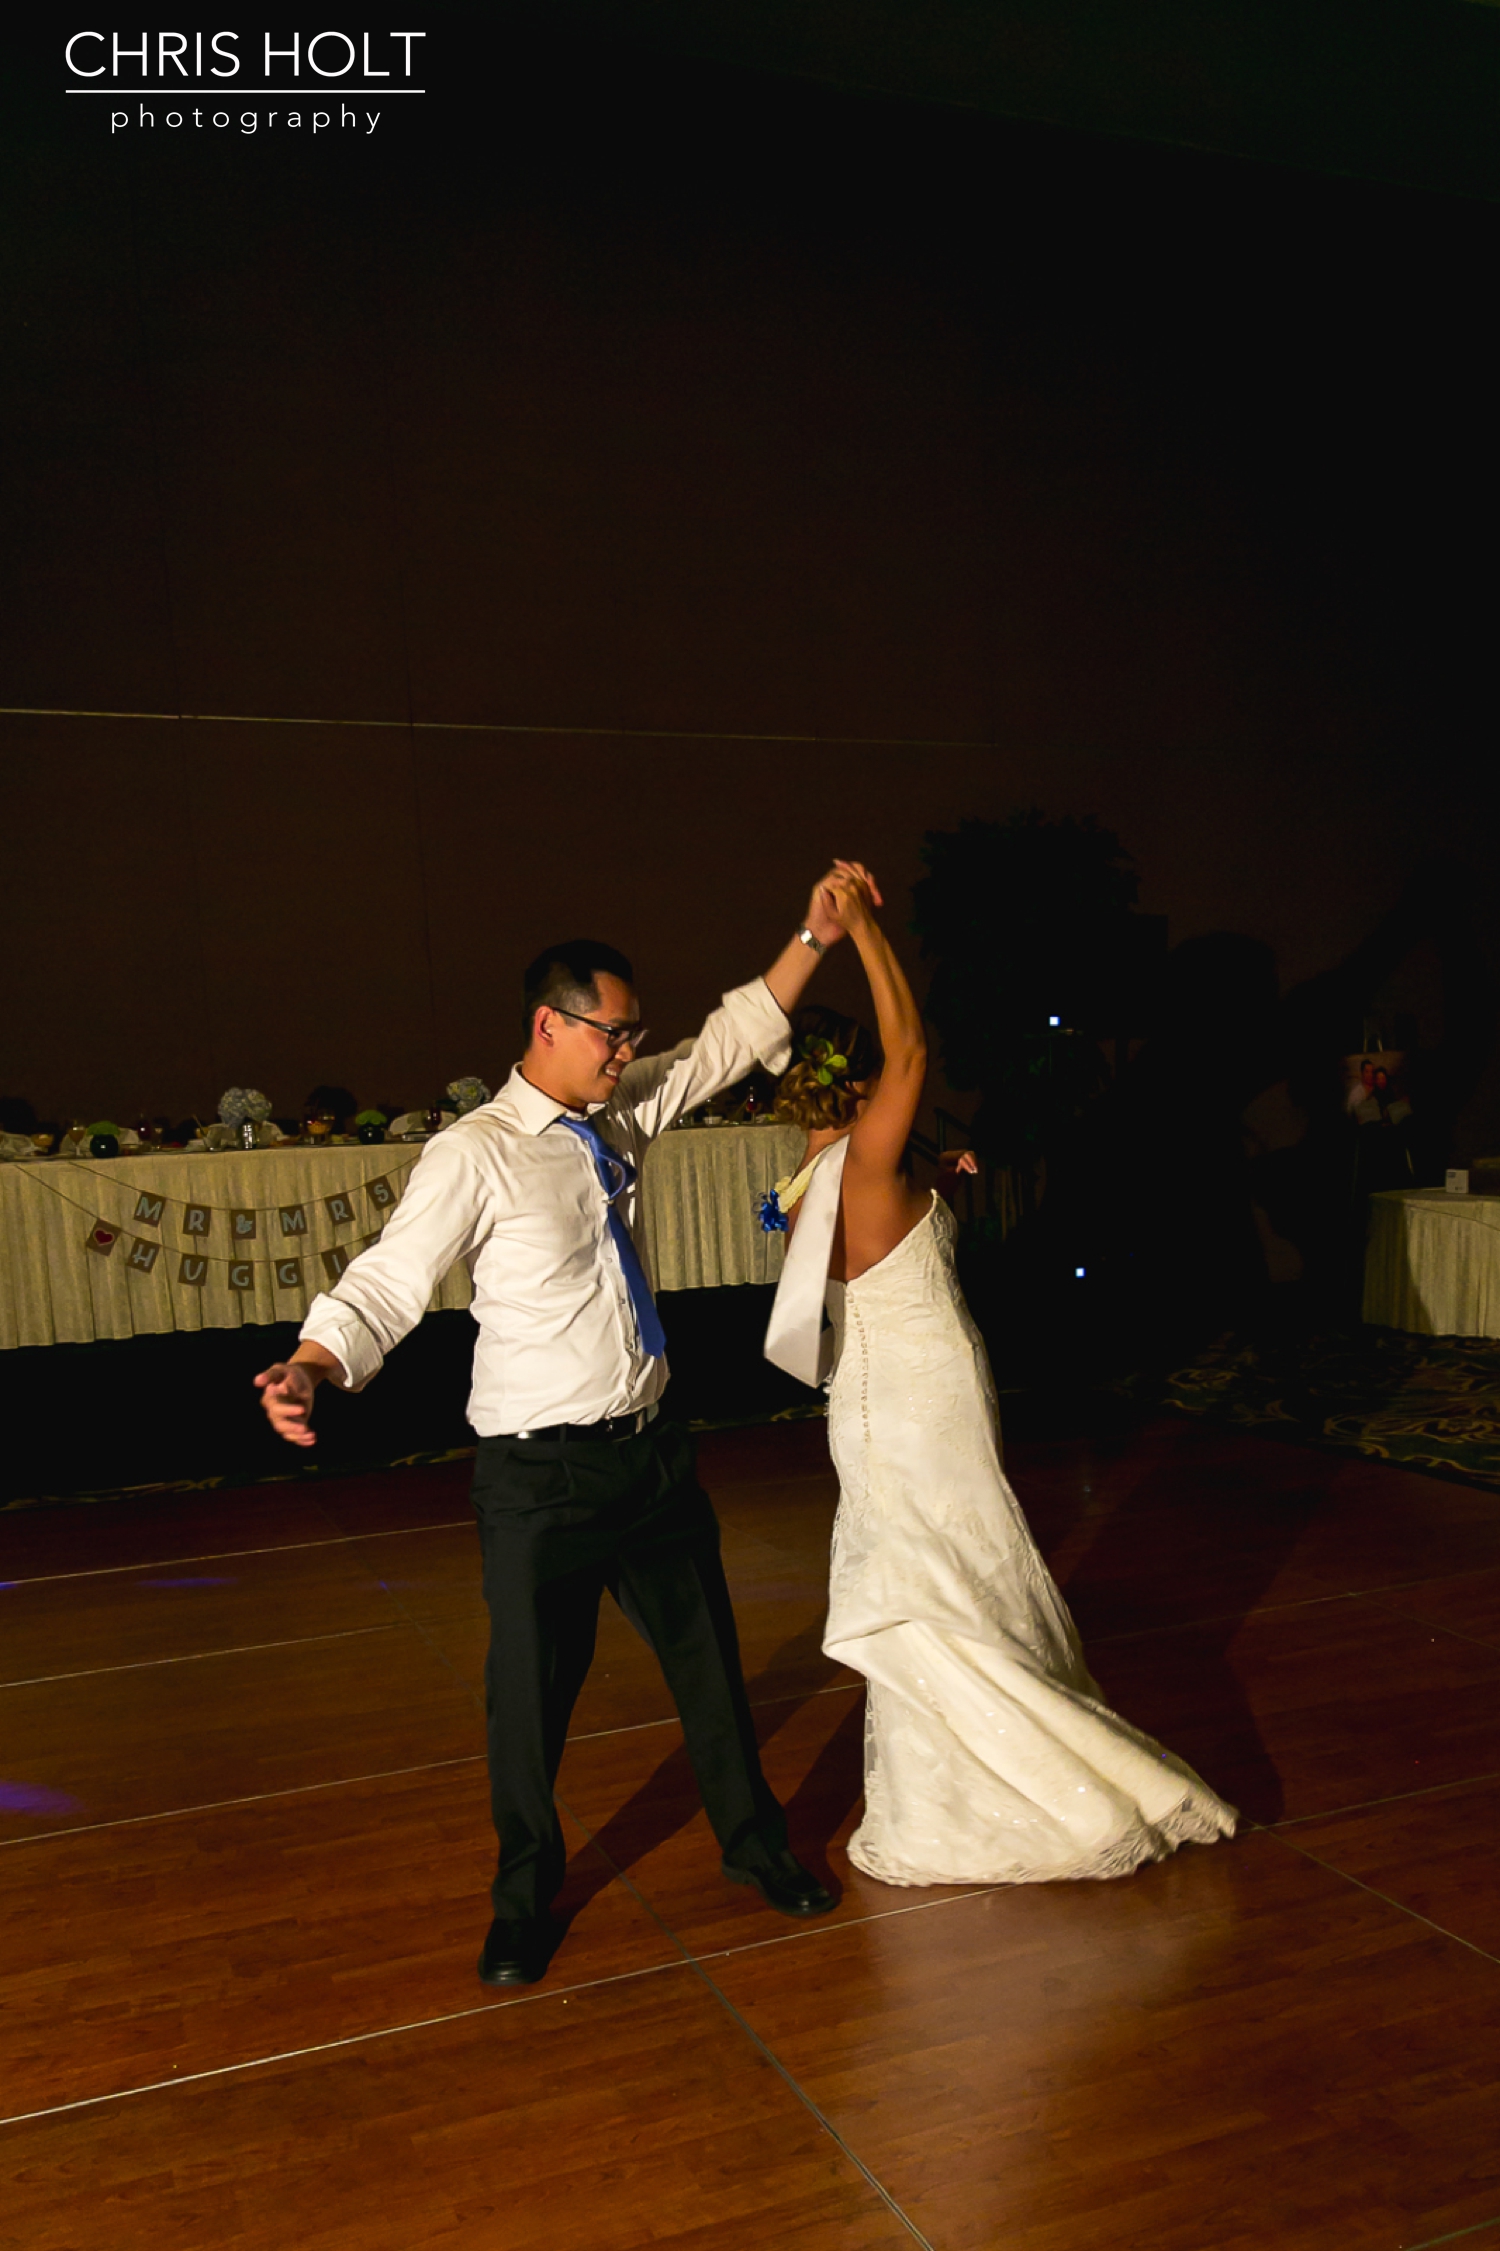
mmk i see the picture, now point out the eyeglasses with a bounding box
[548,1005,650,1054]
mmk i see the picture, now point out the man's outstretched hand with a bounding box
[254,1351,335,1446]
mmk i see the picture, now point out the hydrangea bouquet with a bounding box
[446,1076,490,1115]
[218,1087,273,1127]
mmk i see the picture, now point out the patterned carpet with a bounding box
[1162,1327,1500,1493]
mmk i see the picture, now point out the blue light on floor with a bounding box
[0,1781,83,1814]
[1048,1015,1061,1027]
[1075,1266,1086,1278]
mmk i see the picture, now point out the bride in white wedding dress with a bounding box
[763,866,1235,1888]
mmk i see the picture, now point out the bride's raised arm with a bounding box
[827,866,927,1182]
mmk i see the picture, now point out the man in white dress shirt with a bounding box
[255,869,860,1984]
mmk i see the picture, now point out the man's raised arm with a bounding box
[761,859,882,1018]
[618,862,881,1140]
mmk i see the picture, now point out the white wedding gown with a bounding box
[818,1187,1236,1887]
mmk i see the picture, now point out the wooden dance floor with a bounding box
[4,1415,1500,2249]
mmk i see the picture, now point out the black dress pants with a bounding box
[471,1418,788,1919]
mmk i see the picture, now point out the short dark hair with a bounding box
[522,940,635,1047]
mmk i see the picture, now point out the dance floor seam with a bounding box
[1083,1577,1500,1647]
[1267,1767,1500,1829]
[0,1752,488,1850]
[1404,2221,1500,2251]
[1265,1827,1500,1968]
[1364,1591,1500,1657]
[676,1957,936,2250]
[543,1801,941,2247]
[0,1517,477,1588]
[10,1422,1500,2249]
[567,1678,861,1744]
[0,1955,694,2129]
[0,1620,398,1690]
[0,1689,867,1856]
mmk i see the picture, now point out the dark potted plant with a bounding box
[912,812,1146,1184]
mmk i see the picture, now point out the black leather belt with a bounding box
[508,1407,658,1443]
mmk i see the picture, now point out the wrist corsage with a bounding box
[757,1160,819,1234]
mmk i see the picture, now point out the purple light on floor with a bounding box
[139,1576,236,1588]
[0,1781,83,1815]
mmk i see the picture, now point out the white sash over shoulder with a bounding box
[763,1138,848,1387]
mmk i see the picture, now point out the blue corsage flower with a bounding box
[758,1190,789,1234]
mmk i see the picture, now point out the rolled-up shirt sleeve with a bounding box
[613,977,792,1142]
[300,1134,487,1390]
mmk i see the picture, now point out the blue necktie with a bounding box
[556,1116,667,1359]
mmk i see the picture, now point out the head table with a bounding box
[1363,1187,1500,1338]
[0,1122,805,1352]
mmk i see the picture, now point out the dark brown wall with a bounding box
[3,30,1496,1139]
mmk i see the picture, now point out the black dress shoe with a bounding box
[477,1915,553,1986]
[722,1851,836,1918]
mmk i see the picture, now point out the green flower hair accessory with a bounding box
[800,1035,849,1088]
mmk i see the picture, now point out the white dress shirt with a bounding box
[300,977,792,1434]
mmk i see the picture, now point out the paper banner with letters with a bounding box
[0,1158,473,1353]
[33,1160,417,1304]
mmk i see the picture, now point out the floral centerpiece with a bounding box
[446,1075,490,1116]
[218,1087,273,1128]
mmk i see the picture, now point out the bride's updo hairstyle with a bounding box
[773,1006,879,1132]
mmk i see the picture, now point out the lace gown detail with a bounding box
[824,1196,1235,1887]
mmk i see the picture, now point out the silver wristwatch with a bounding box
[797,924,826,956]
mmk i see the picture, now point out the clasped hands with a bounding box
[805,859,882,944]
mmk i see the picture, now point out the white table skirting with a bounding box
[0,1122,804,1349]
[1363,1187,1500,1339]
[637,1122,801,1294]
